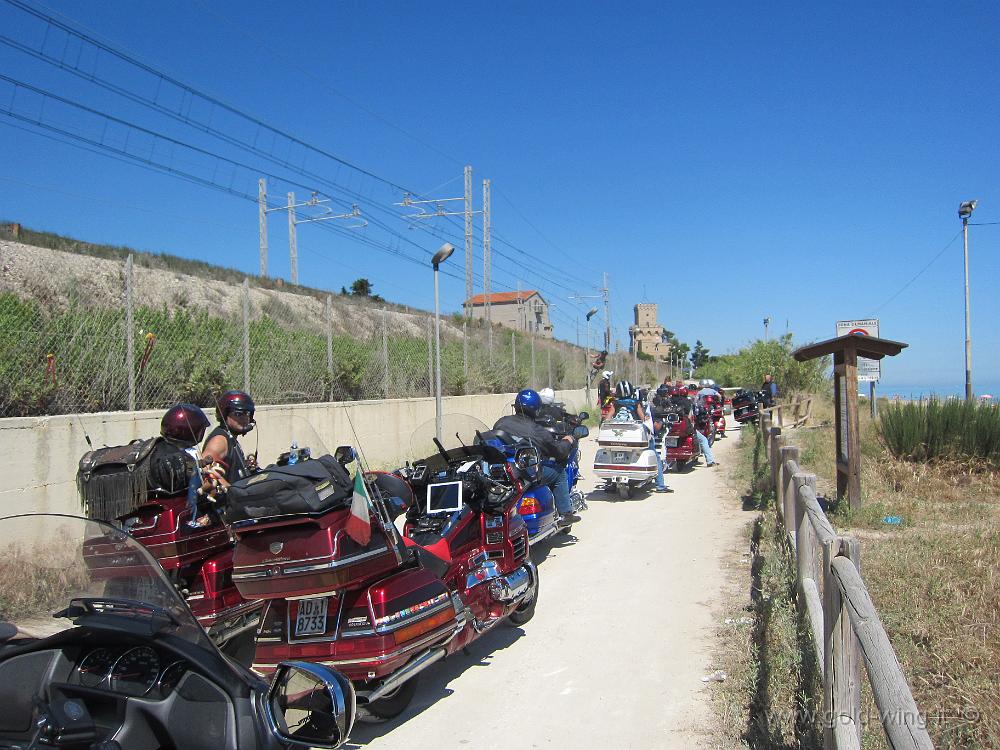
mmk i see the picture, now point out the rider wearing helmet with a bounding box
[202,390,257,483]
[613,380,646,421]
[491,389,580,524]
[149,404,224,520]
[597,370,614,409]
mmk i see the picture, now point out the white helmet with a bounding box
[602,370,613,380]
[539,387,555,405]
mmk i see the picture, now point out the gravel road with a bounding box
[350,421,749,749]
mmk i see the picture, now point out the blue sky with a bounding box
[1,1,998,393]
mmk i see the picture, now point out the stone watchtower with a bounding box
[629,303,670,361]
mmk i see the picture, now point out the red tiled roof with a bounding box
[464,290,544,306]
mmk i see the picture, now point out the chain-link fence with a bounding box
[0,252,595,417]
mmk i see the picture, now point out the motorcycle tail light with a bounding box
[519,497,541,515]
[393,607,455,645]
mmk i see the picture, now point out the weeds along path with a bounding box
[352,421,748,749]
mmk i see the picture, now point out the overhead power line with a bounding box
[869,230,962,315]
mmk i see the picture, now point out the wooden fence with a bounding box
[760,411,933,750]
[760,396,813,429]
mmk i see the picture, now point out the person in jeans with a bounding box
[492,389,581,524]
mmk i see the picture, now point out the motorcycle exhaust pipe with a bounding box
[365,646,447,704]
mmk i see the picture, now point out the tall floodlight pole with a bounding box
[258,178,268,277]
[483,179,492,361]
[602,272,611,351]
[585,307,599,396]
[763,316,771,342]
[959,200,978,401]
[464,165,473,313]
[287,192,298,285]
[432,243,455,441]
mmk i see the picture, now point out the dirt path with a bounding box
[351,421,749,749]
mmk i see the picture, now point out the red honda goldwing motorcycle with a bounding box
[77,441,263,657]
[702,393,726,439]
[226,417,538,721]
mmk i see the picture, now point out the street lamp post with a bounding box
[432,243,455,440]
[585,307,599,398]
[959,200,978,401]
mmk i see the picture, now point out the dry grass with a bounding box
[778,398,1000,749]
[0,539,92,622]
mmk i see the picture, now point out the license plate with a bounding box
[294,597,328,636]
[613,451,629,463]
[665,437,678,447]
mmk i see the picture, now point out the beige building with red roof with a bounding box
[463,290,553,338]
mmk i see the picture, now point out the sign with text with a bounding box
[836,319,880,382]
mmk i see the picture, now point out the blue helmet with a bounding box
[514,389,542,417]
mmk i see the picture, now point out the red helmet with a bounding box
[216,390,256,434]
[161,403,210,445]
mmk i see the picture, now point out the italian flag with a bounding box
[344,471,372,546]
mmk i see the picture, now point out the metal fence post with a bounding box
[547,349,552,388]
[462,320,468,379]
[530,335,536,387]
[242,279,250,392]
[325,295,334,401]
[512,332,516,371]
[427,320,433,398]
[382,309,390,399]
[124,254,136,410]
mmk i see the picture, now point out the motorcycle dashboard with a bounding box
[73,644,189,699]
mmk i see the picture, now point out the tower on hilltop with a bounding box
[629,303,670,361]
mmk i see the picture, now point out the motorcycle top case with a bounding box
[225,455,352,522]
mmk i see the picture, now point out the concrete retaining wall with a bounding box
[0,389,588,516]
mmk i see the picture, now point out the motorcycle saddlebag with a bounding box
[77,438,159,521]
[225,455,352,522]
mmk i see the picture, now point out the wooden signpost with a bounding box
[793,335,907,509]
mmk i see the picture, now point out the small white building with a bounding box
[464,290,553,338]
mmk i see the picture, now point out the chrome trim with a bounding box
[232,546,391,580]
[364,647,446,703]
[266,622,457,668]
[464,559,501,590]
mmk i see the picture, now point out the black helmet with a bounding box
[615,380,636,400]
[656,384,671,398]
[216,390,256,435]
[161,403,210,445]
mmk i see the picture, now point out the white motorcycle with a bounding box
[593,409,659,499]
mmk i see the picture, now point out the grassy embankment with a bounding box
[714,396,1000,749]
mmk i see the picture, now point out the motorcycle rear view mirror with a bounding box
[515,446,541,471]
[577,411,589,422]
[334,446,356,466]
[573,425,590,439]
[267,661,356,749]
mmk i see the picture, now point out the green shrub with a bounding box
[878,399,1000,464]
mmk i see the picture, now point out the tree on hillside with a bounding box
[690,340,711,369]
[346,278,384,302]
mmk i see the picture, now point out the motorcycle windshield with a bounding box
[408,414,493,469]
[260,414,331,468]
[0,511,212,650]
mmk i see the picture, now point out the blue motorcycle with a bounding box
[516,441,587,541]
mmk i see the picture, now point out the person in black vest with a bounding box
[203,390,257,484]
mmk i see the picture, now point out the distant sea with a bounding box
[877,381,1000,400]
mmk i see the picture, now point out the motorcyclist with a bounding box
[597,370,614,408]
[646,384,674,494]
[537,387,566,423]
[150,403,227,526]
[492,389,581,525]
[202,390,258,483]
[613,380,646,421]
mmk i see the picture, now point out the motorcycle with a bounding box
[0,509,355,749]
[512,411,590,542]
[226,417,539,722]
[660,405,700,471]
[702,394,727,439]
[731,389,761,424]
[593,408,658,498]
[76,442,264,656]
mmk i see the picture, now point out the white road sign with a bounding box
[836,319,880,382]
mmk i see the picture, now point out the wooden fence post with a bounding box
[769,427,782,494]
[823,536,862,750]
[780,445,800,544]
[794,472,824,673]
